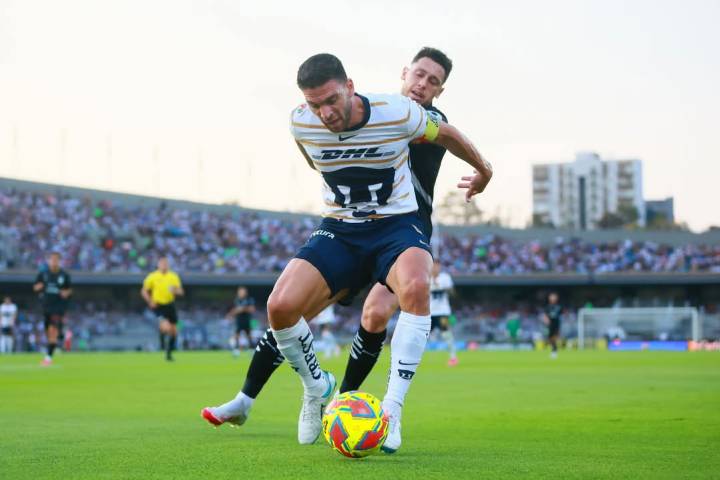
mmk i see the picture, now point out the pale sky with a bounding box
[1,0,719,231]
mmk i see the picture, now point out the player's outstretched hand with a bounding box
[457,170,490,202]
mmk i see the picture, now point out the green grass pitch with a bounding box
[1,350,718,479]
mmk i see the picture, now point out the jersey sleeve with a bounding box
[142,273,155,291]
[35,272,44,284]
[405,98,439,143]
[441,273,454,290]
[63,272,72,289]
[173,273,182,289]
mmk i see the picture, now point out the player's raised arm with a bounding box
[432,121,493,201]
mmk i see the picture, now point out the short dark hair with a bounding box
[297,53,347,89]
[412,47,453,83]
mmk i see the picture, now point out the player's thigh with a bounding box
[303,289,349,321]
[267,258,333,328]
[385,247,433,308]
[361,283,399,333]
[159,319,173,333]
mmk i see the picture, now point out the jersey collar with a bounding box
[344,94,371,132]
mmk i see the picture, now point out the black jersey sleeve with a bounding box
[63,271,72,289]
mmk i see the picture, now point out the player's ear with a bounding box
[346,78,355,96]
[435,86,445,99]
[401,66,409,81]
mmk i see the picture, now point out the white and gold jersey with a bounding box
[290,93,439,222]
[0,303,17,327]
[430,272,453,316]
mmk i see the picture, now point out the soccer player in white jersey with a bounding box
[1,296,17,354]
[315,304,340,358]
[429,259,458,366]
[203,52,492,453]
[269,53,491,450]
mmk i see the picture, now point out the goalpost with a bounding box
[577,307,700,349]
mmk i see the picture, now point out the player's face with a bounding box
[401,57,446,106]
[48,254,60,270]
[549,293,558,304]
[237,287,247,298]
[2,297,9,304]
[302,78,355,132]
[158,258,169,272]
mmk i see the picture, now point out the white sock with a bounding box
[385,311,430,407]
[0,336,6,353]
[272,318,327,397]
[217,391,254,416]
[441,330,457,359]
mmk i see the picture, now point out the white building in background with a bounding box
[532,152,645,230]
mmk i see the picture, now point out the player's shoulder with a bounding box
[290,103,317,124]
[365,93,415,117]
[363,93,426,135]
[425,104,447,123]
[144,270,159,280]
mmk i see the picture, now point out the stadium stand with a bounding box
[1,177,719,275]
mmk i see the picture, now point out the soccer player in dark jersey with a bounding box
[543,292,562,359]
[340,47,454,392]
[33,252,72,366]
[227,286,256,357]
[203,48,486,452]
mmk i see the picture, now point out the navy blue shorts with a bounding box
[295,212,432,298]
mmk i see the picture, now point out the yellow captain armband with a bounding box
[419,110,441,143]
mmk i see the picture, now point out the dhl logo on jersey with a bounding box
[312,147,396,161]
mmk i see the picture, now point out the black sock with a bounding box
[551,340,558,352]
[241,329,285,399]
[340,326,387,393]
[166,335,176,358]
[159,332,166,350]
[47,343,56,357]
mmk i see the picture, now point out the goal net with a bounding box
[577,307,700,349]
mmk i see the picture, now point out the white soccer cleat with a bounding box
[201,394,253,428]
[298,370,336,445]
[201,406,248,428]
[381,400,402,454]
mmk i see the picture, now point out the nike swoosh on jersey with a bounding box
[338,134,358,141]
[398,360,419,366]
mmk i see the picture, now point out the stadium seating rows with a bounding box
[1,189,719,274]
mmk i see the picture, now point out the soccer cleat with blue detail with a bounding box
[298,370,336,444]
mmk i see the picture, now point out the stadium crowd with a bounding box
[1,188,719,275]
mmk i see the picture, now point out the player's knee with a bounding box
[361,304,391,333]
[266,290,300,328]
[396,275,430,312]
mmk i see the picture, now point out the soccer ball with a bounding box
[322,391,389,458]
